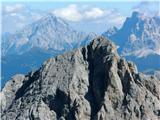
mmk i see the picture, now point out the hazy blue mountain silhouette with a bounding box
[103,11,160,73]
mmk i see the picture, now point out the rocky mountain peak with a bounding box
[1,37,160,120]
[2,13,95,56]
[129,11,151,22]
[103,11,160,58]
[30,13,70,32]
[102,26,118,38]
[131,11,141,19]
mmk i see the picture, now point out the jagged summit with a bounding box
[40,13,69,25]
[131,11,140,18]
[1,13,96,88]
[102,26,118,38]
[130,11,145,20]
[28,13,71,34]
[1,37,160,120]
[103,11,160,57]
[2,13,95,56]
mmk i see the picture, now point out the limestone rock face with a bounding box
[1,37,160,120]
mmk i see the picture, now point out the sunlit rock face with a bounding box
[1,37,160,120]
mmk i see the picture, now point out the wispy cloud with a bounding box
[132,1,159,17]
[84,7,104,19]
[2,4,44,33]
[2,3,127,33]
[52,4,125,27]
[3,4,25,14]
[53,4,82,22]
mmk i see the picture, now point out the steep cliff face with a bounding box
[1,37,160,120]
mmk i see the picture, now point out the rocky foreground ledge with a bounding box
[1,37,160,120]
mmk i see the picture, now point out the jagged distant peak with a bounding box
[102,11,160,58]
[39,13,69,26]
[102,26,118,38]
[131,11,141,18]
[130,11,160,21]
[2,12,95,56]
[107,26,118,32]
[26,12,71,31]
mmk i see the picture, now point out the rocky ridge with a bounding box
[102,11,160,73]
[2,13,95,56]
[1,37,160,120]
[1,13,95,87]
[103,11,160,57]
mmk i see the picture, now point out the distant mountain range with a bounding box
[102,11,160,73]
[2,11,160,88]
[1,13,96,87]
[2,13,95,56]
[103,11,160,57]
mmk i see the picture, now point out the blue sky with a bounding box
[1,1,160,34]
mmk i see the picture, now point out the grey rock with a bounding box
[154,71,160,79]
[1,36,160,120]
[0,74,25,113]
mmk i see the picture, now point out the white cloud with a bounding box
[85,8,104,19]
[53,4,82,22]
[3,4,25,14]
[53,5,106,21]
[30,13,43,21]
[132,1,159,17]
[10,13,17,16]
[2,4,44,33]
[52,4,125,27]
[106,12,126,26]
[2,3,126,34]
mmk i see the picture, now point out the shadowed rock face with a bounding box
[1,37,160,120]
